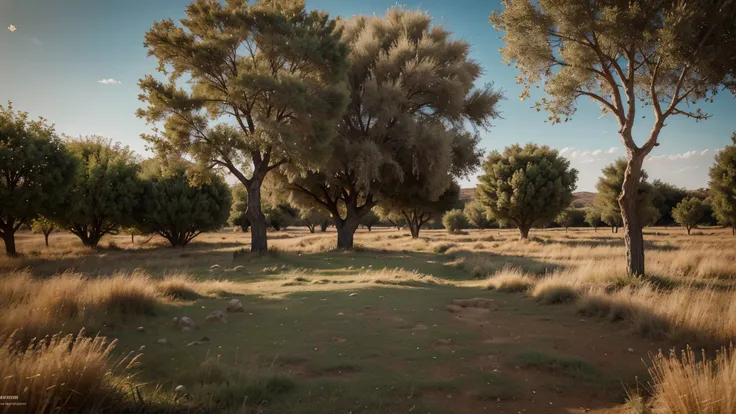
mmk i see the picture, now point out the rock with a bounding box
[445,305,464,313]
[136,326,145,333]
[349,293,358,297]
[172,317,179,327]
[210,264,221,270]
[139,345,146,352]
[226,299,244,313]
[186,336,211,347]
[205,310,228,324]
[177,317,196,331]
[627,348,634,353]
[232,265,244,271]
[157,338,169,346]
[174,385,187,394]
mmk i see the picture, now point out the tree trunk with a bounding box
[245,179,268,253]
[687,227,692,235]
[44,233,50,247]
[320,220,328,232]
[131,233,134,244]
[409,223,420,239]
[518,226,530,240]
[618,154,646,277]
[2,229,17,256]
[336,218,360,249]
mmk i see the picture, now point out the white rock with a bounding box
[136,326,145,332]
[210,264,221,270]
[174,385,187,394]
[226,299,244,312]
[139,345,146,352]
[205,310,228,324]
[232,265,244,271]
[177,316,196,331]
[157,338,169,346]
[349,293,358,297]
[628,348,634,353]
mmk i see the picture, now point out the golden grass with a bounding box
[0,330,138,413]
[486,267,535,292]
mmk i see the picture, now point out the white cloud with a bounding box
[97,78,122,85]
[31,37,42,46]
[607,147,618,154]
[592,149,602,156]
[559,147,572,155]
[8,25,17,32]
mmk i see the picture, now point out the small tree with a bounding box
[555,210,574,233]
[359,211,380,232]
[264,203,298,231]
[383,183,462,239]
[229,185,250,233]
[300,208,329,233]
[139,159,231,247]
[137,0,350,253]
[58,137,141,247]
[0,103,76,255]
[120,226,147,244]
[710,133,736,235]
[672,197,705,235]
[442,210,469,234]
[476,144,578,240]
[464,200,493,230]
[651,180,689,227]
[584,209,603,232]
[31,217,58,247]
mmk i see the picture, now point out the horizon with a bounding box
[2,0,734,192]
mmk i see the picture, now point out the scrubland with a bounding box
[1,226,734,413]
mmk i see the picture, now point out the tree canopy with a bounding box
[442,209,469,234]
[0,103,76,256]
[709,132,736,234]
[476,144,578,239]
[464,199,493,230]
[137,0,350,252]
[593,159,660,231]
[280,7,501,248]
[672,196,705,235]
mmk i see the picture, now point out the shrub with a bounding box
[442,209,469,233]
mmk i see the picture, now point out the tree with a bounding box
[555,210,574,233]
[464,200,493,230]
[710,133,736,235]
[377,209,407,231]
[492,0,736,275]
[120,226,147,244]
[280,8,501,249]
[299,208,328,233]
[264,202,298,231]
[584,208,603,232]
[229,185,250,232]
[138,158,231,246]
[57,137,141,248]
[476,144,578,240]
[593,159,660,234]
[383,182,462,239]
[672,197,705,235]
[31,217,58,247]
[651,180,689,226]
[442,209,469,234]
[359,210,380,232]
[137,0,349,253]
[0,103,76,256]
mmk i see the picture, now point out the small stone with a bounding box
[628,348,634,353]
[226,299,244,312]
[174,385,187,394]
[210,264,221,270]
[232,265,244,271]
[136,326,145,333]
[349,293,358,297]
[157,338,169,346]
[205,310,228,324]
[182,326,192,332]
[177,316,196,331]
[139,345,146,352]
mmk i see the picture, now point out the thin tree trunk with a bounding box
[44,233,50,247]
[687,227,691,235]
[2,229,17,256]
[245,179,268,253]
[619,154,645,276]
[131,233,134,244]
[320,221,328,232]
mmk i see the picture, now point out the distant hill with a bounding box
[460,188,595,208]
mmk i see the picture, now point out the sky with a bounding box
[1,0,735,192]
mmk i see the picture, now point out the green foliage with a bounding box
[138,158,231,246]
[31,217,58,247]
[137,0,350,252]
[476,144,577,239]
[359,210,380,231]
[593,159,660,229]
[264,203,298,231]
[672,197,705,235]
[281,8,501,247]
[229,185,250,232]
[58,137,141,247]
[442,209,469,234]
[651,180,689,226]
[0,103,76,255]
[709,133,736,233]
[584,209,603,230]
[555,210,574,230]
[299,208,329,233]
[384,182,462,238]
[464,200,493,230]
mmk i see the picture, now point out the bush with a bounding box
[442,209,469,233]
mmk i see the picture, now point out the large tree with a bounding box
[59,137,141,247]
[476,144,578,239]
[593,159,660,234]
[137,0,349,252]
[138,158,231,246]
[709,132,736,235]
[492,0,736,275]
[0,103,76,256]
[280,8,501,248]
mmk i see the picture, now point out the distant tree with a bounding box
[319,219,329,232]
[31,217,58,247]
[359,210,380,232]
[264,203,298,231]
[442,210,469,234]
[651,180,689,226]
[593,159,660,234]
[555,210,574,233]
[384,183,462,239]
[672,197,705,235]
[300,208,329,233]
[229,185,250,233]
[120,226,147,244]
[584,209,603,232]
[0,103,76,256]
[58,137,141,247]
[137,0,350,253]
[464,200,493,230]
[710,133,736,235]
[377,209,407,231]
[138,158,231,247]
[281,8,501,249]
[476,144,578,240]
[492,0,736,276]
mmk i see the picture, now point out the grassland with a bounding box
[1,226,734,413]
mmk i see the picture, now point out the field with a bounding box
[2,226,735,413]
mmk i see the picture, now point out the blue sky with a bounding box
[1,0,734,191]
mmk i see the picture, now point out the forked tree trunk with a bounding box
[686,226,692,235]
[1,228,17,256]
[245,179,268,253]
[618,154,645,277]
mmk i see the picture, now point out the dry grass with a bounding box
[0,330,138,413]
[646,345,736,413]
[486,267,535,292]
